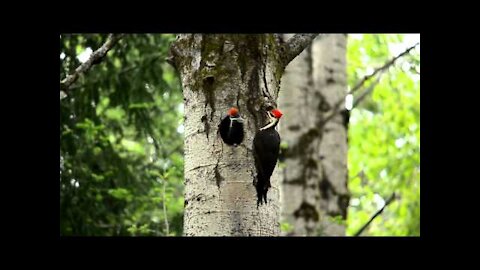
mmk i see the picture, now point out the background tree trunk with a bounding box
[171,34,286,236]
[279,34,349,236]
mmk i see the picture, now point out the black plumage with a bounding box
[253,119,281,206]
[219,109,244,146]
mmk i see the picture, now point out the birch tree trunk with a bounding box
[169,34,317,236]
[279,34,349,236]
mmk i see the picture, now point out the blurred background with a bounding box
[59,34,420,236]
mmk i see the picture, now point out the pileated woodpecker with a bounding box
[253,108,283,206]
[219,107,244,146]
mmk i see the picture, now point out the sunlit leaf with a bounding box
[105,107,125,121]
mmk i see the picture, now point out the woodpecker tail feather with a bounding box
[255,175,271,207]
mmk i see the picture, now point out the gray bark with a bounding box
[278,34,349,236]
[170,34,315,236]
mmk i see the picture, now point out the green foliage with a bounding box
[60,34,420,237]
[60,34,184,236]
[328,215,346,226]
[346,34,420,236]
[280,221,294,234]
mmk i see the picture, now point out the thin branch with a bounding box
[60,34,125,91]
[349,42,419,95]
[351,73,383,109]
[321,42,419,126]
[120,53,164,75]
[62,52,163,95]
[162,178,170,236]
[354,192,396,237]
[281,34,320,66]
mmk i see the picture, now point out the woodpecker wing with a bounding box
[230,120,244,145]
[219,115,232,144]
[253,128,280,204]
[253,129,280,179]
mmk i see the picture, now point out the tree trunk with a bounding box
[279,34,349,236]
[170,34,315,236]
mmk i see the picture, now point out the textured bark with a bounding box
[279,34,349,236]
[171,34,288,236]
[281,34,321,66]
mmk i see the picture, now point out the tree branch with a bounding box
[351,73,382,109]
[162,178,170,236]
[60,34,125,91]
[281,34,320,66]
[321,42,419,126]
[349,42,419,95]
[353,192,396,237]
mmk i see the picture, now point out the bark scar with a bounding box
[201,114,210,140]
[236,88,241,109]
[262,51,273,102]
[214,137,225,189]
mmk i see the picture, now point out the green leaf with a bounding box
[105,107,125,121]
[108,188,133,202]
[95,97,110,115]
[329,215,346,226]
[92,173,105,182]
[127,224,138,235]
[76,44,84,55]
[128,103,155,110]
[121,139,145,155]
[93,146,102,156]
[280,222,293,233]
[75,119,94,130]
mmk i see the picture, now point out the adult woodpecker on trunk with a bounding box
[219,107,244,146]
[253,108,283,207]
